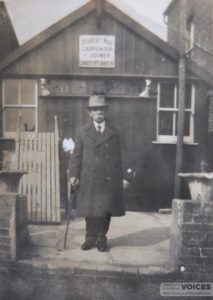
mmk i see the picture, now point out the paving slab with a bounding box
[22,211,172,275]
[109,241,170,266]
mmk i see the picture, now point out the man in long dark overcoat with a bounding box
[69,94,127,252]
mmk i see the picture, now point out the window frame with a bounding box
[2,79,38,138]
[156,82,195,144]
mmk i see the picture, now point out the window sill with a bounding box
[0,137,15,141]
[152,141,199,146]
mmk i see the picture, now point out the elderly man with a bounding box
[69,94,128,252]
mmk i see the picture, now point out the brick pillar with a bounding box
[0,193,29,262]
[170,199,213,273]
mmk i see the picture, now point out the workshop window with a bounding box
[157,82,195,143]
[2,79,37,137]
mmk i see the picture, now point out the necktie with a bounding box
[97,125,102,133]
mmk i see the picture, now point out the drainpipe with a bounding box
[174,0,187,198]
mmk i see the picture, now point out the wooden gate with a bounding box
[12,116,61,223]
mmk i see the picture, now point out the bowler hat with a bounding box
[88,94,107,108]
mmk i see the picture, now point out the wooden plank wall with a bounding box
[12,117,60,223]
[3,11,178,77]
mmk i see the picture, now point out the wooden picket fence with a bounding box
[12,116,61,223]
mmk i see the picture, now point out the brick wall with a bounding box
[16,194,30,259]
[0,193,29,262]
[170,199,213,273]
[167,0,181,49]
[208,94,213,133]
[167,0,213,75]
[191,0,213,75]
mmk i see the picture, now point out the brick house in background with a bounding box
[164,0,213,167]
[164,0,213,75]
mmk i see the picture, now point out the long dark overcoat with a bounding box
[69,120,125,217]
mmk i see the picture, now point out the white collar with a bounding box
[94,121,105,133]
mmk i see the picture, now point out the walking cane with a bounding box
[63,182,76,249]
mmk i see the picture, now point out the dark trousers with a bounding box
[85,214,111,242]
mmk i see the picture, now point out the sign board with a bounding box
[79,35,115,68]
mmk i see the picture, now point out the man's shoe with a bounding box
[96,240,107,252]
[81,240,95,251]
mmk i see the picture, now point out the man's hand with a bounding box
[122,179,129,189]
[69,177,79,188]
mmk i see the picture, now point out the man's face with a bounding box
[88,107,106,123]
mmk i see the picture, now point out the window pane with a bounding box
[160,83,175,108]
[185,84,192,109]
[20,108,35,132]
[4,80,19,104]
[4,108,19,131]
[175,112,178,135]
[175,112,191,136]
[20,80,36,104]
[184,112,190,136]
[159,111,173,135]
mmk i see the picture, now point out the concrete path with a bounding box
[22,211,172,275]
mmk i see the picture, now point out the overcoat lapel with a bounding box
[85,121,98,141]
[85,121,115,147]
[95,123,115,147]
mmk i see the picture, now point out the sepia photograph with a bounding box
[0,0,213,299]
